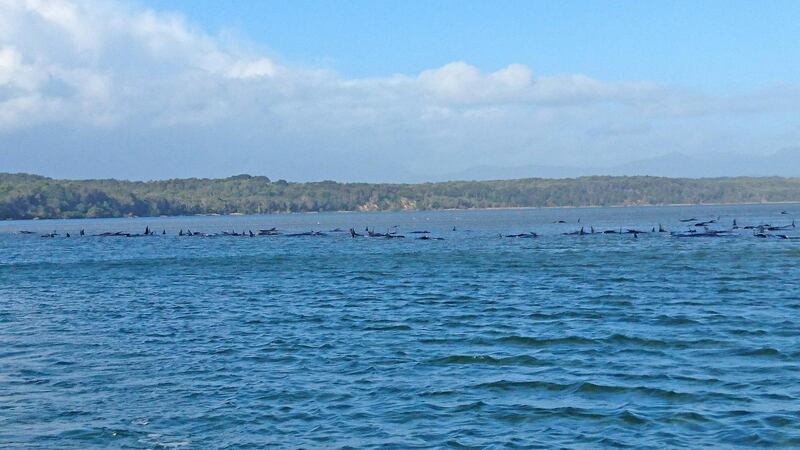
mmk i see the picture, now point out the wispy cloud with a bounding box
[0,0,798,180]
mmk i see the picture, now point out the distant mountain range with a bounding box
[421,148,800,182]
[609,148,800,178]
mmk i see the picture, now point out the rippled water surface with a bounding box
[2,204,800,448]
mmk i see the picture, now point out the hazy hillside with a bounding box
[2,173,800,220]
[420,149,800,182]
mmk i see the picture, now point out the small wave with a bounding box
[452,400,486,412]
[668,411,715,424]
[140,433,192,449]
[418,389,457,397]
[618,410,648,425]
[718,287,750,294]
[728,328,768,336]
[475,379,570,392]
[491,404,607,423]
[364,324,412,331]
[666,374,723,386]
[348,275,373,282]
[605,333,670,348]
[762,414,798,428]
[654,314,701,326]
[604,334,722,349]
[587,293,636,301]
[211,347,236,355]
[474,379,697,400]
[0,350,30,359]
[427,354,544,366]
[57,410,92,418]
[736,347,785,358]
[497,335,595,347]
[586,294,636,306]
[760,392,795,401]
[575,382,696,401]
[444,440,480,449]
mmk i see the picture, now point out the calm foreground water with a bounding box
[2,204,800,448]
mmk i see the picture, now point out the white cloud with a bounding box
[0,45,42,90]
[0,0,797,181]
[227,58,277,79]
[23,0,97,50]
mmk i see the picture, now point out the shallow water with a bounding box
[1,204,799,448]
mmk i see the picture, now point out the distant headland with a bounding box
[2,172,800,220]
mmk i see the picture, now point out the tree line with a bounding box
[2,172,800,220]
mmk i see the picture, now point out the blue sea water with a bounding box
[1,204,800,449]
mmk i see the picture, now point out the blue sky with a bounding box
[1,0,799,181]
[140,0,799,89]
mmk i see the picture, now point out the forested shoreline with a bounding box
[2,173,800,220]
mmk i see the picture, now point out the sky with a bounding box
[1,0,799,181]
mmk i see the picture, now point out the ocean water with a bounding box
[1,204,799,449]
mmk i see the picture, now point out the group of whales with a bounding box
[17,215,798,240]
[496,214,797,240]
[670,216,798,239]
[22,226,447,240]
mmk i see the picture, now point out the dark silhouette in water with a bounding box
[417,235,444,240]
[287,231,327,237]
[505,232,538,238]
[767,220,795,231]
[694,219,717,227]
[672,228,734,238]
[563,227,586,236]
[15,210,800,243]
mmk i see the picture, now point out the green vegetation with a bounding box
[2,172,800,220]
